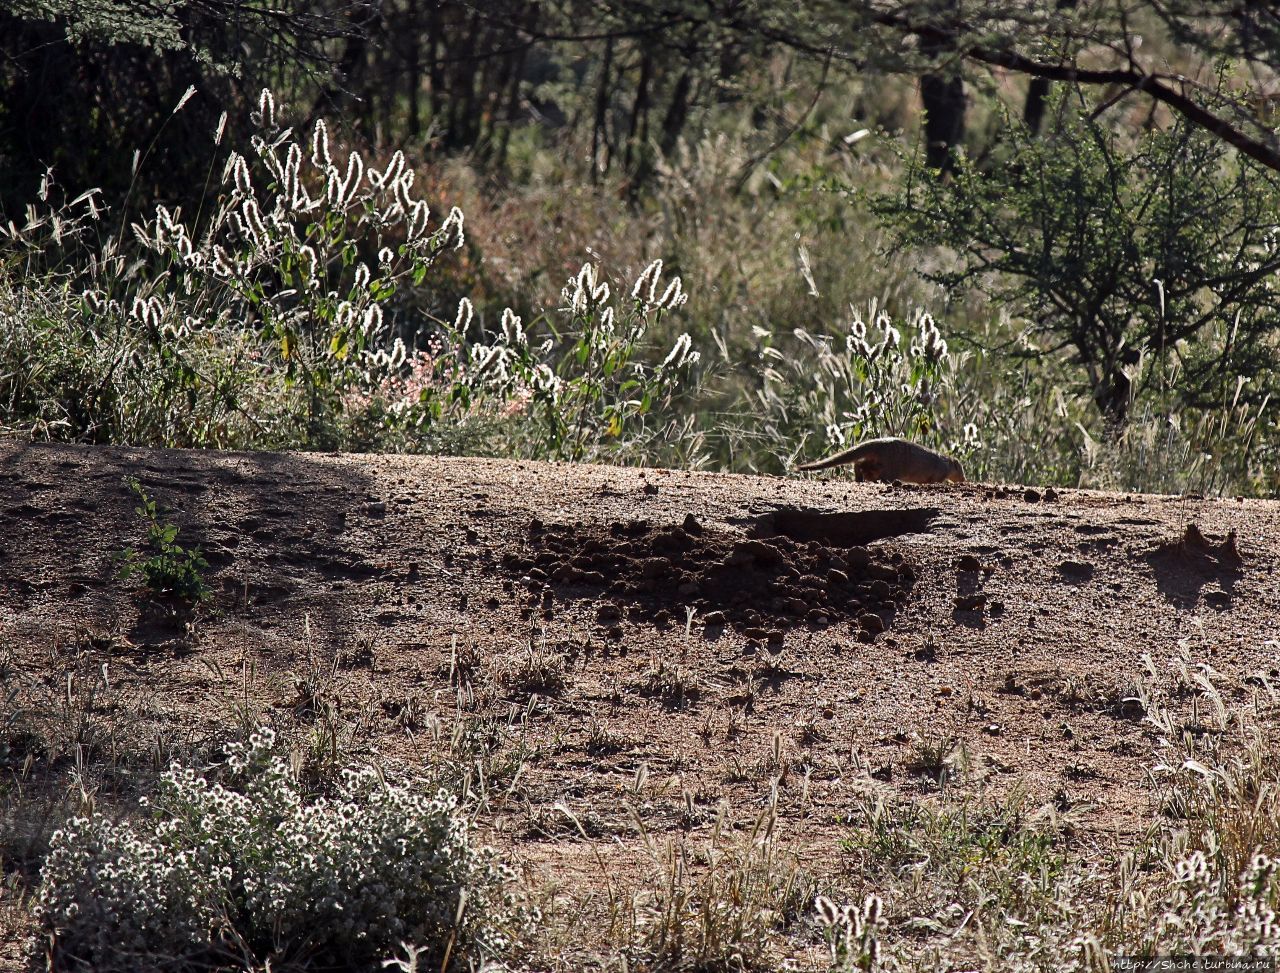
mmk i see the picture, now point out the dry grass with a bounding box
[6,610,1280,971]
[493,642,571,698]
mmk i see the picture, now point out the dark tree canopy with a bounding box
[7,0,1280,216]
[0,0,359,210]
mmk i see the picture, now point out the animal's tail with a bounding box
[796,442,871,472]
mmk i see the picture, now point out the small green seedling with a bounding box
[116,477,210,603]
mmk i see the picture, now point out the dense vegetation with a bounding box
[3,1,1279,494]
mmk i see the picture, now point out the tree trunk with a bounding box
[406,2,422,140]
[659,61,695,159]
[1023,77,1051,134]
[591,38,614,181]
[427,3,445,126]
[624,49,654,190]
[921,73,966,173]
[1022,0,1078,134]
[919,0,965,175]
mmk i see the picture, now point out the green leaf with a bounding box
[330,332,350,360]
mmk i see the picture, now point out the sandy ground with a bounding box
[1,440,1277,968]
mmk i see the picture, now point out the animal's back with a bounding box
[797,437,964,484]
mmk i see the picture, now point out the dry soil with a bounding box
[0,440,1277,967]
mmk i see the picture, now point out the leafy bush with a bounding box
[37,726,528,971]
[343,260,702,465]
[0,89,463,450]
[116,477,209,603]
[1,90,704,466]
[877,94,1280,428]
[460,260,699,463]
[123,90,468,449]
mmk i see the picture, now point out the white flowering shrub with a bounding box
[466,259,699,462]
[746,300,981,473]
[1,91,703,462]
[353,258,703,464]
[1,90,463,449]
[37,727,528,971]
[122,89,465,448]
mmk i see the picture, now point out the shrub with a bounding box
[0,89,464,450]
[116,477,209,603]
[123,90,467,449]
[876,92,1280,429]
[1,91,704,466]
[347,260,704,465]
[37,727,528,971]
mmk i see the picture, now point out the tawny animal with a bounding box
[796,437,964,484]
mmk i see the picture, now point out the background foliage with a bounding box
[2,0,1278,495]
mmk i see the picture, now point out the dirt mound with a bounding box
[1143,521,1244,609]
[496,514,916,642]
[1149,522,1243,570]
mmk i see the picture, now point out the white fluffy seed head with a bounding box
[373,150,405,190]
[661,332,696,369]
[815,896,839,927]
[406,201,430,244]
[657,276,687,310]
[501,307,524,345]
[310,119,331,169]
[256,88,276,128]
[454,297,474,332]
[441,206,465,248]
[632,259,662,303]
[232,156,253,198]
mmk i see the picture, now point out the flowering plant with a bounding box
[37,726,529,971]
